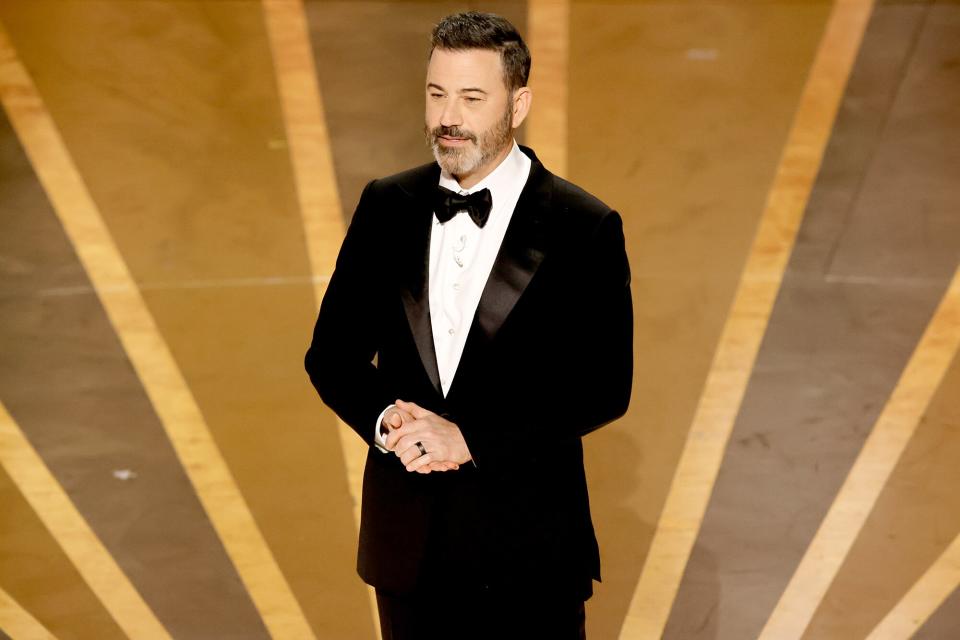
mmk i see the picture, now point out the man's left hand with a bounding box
[386,399,473,473]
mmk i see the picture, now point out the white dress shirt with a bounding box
[375,141,532,449]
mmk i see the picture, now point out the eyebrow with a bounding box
[427,83,488,95]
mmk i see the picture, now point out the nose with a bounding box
[439,98,462,128]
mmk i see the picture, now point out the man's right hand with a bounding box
[381,405,411,432]
[382,406,459,474]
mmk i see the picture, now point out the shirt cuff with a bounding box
[374,404,395,453]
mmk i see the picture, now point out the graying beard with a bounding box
[427,104,513,178]
[432,143,483,176]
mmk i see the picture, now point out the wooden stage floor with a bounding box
[0,1,958,638]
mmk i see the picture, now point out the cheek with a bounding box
[471,114,494,135]
[425,101,444,124]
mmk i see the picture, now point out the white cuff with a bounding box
[374,404,395,453]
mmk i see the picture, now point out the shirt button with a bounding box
[448,328,455,335]
[452,283,461,291]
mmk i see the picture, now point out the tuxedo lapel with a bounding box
[472,148,551,343]
[397,166,443,396]
[446,148,553,401]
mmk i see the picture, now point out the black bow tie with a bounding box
[434,186,493,228]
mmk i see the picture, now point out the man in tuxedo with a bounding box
[305,11,632,639]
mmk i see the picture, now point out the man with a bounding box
[305,11,632,639]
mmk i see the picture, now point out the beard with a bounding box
[425,103,513,178]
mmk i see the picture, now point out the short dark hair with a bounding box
[430,12,531,93]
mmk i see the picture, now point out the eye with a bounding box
[429,92,445,99]
[464,96,482,103]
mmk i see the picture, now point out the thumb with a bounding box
[395,399,432,419]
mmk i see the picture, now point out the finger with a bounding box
[381,409,398,432]
[406,451,435,473]
[397,434,435,465]
[386,428,407,451]
[388,409,414,428]
[385,431,401,450]
[395,399,433,420]
[390,424,433,452]
[416,461,455,474]
[398,444,424,466]
[385,421,425,450]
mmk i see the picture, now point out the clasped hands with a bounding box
[381,399,472,473]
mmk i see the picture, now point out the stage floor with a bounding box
[0,1,958,638]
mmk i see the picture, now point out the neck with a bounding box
[452,141,514,190]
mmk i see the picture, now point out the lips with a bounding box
[430,125,475,144]
[438,135,471,145]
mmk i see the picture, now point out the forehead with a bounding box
[426,48,506,92]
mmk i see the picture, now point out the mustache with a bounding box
[428,125,477,144]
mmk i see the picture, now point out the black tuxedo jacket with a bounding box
[305,146,632,597]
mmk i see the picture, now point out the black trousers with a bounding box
[375,584,587,640]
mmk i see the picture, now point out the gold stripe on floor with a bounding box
[0,401,168,639]
[262,0,344,293]
[260,0,359,527]
[0,22,315,640]
[526,0,568,178]
[867,531,960,639]
[618,1,874,638]
[0,583,57,640]
[762,266,960,639]
[260,0,380,634]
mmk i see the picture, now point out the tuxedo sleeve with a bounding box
[552,209,633,436]
[304,180,395,447]
[461,209,633,469]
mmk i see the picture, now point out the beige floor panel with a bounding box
[0,1,372,637]
[806,327,960,638]
[914,582,960,639]
[0,464,126,640]
[261,0,384,632]
[565,2,832,637]
[667,2,960,637]
[142,283,370,636]
[0,400,169,639]
[0,585,55,640]
[777,266,960,640]
[869,531,960,639]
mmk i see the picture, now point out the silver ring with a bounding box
[415,441,427,457]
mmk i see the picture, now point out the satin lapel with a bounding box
[473,149,552,344]
[444,150,553,402]
[398,169,443,396]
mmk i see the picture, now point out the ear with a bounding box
[510,87,532,129]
